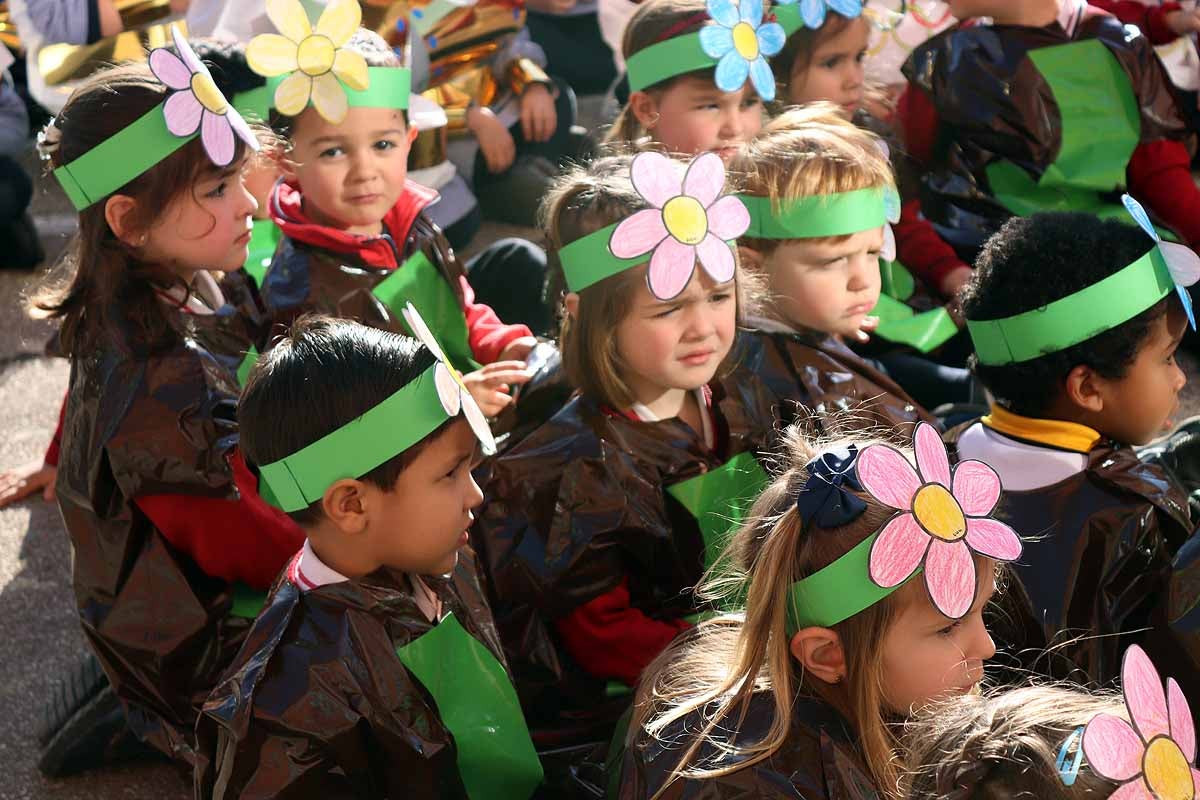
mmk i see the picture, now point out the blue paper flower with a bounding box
[772,0,863,29]
[1122,193,1200,331]
[699,0,785,102]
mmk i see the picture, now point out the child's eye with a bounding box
[822,57,841,69]
[937,620,963,637]
[709,292,732,304]
[205,181,227,199]
[741,97,762,109]
[654,305,681,318]
[374,139,396,151]
[319,146,343,158]
[856,50,868,63]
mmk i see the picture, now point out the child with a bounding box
[620,422,1018,797]
[953,208,1200,701]
[196,311,543,799]
[729,108,957,430]
[899,0,1200,267]
[31,31,304,771]
[603,0,771,157]
[473,152,780,741]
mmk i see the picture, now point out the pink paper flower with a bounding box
[609,151,750,301]
[856,422,1022,619]
[149,26,259,167]
[1083,645,1200,800]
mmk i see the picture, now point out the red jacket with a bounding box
[1091,1,1184,44]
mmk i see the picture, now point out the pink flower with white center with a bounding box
[1083,645,1200,800]
[149,25,259,167]
[609,151,750,301]
[856,422,1022,619]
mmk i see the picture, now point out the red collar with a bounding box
[269,179,438,269]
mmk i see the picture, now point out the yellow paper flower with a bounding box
[246,0,370,123]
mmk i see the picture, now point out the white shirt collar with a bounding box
[629,387,715,450]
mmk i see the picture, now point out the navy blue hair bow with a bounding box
[797,445,867,529]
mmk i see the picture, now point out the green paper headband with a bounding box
[787,529,909,633]
[626,32,716,93]
[558,221,648,293]
[967,247,1173,366]
[258,361,449,512]
[236,67,412,121]
[740,188,887,239]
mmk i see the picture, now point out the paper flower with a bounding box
[774,0,864,29]
[881,185,900,262]
[1082,644,1200,799]
[148,26,259,167]
[1122,194,1200,331]
[857,422,1022,619]
[699,0,785,101]
[610,151,750,301]
[246,0,369,124]
[401,302,497,456]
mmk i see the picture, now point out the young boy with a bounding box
[196,313,543,798]
[951,210,1200,702]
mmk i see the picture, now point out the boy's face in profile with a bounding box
[287,105,415,236]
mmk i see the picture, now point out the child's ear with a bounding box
[1063,364,1106,414]
[629,91,661,130]
[563,292,580,319]
[104,194,144,247]
[322,479,371,535]
[790,627,846,684]
[406,125,419,146]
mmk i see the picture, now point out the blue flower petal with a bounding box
[748,56,776,102]
[1122,194,1159,242]
[773,0,798,5]
[700,24,735,58]
[829,0,864,19]
[1177,285,1197,330]
[757,21,786,57]
[715,50,751,93]
[884,187,901,225]
[740,0,763,26]
[801,0,826,29]
[707,0,741,29]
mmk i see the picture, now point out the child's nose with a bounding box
[465,473,484,511]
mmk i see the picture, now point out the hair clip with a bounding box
[1056,726,1085,787]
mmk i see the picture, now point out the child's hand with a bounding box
[851,316,880,344]
[1166,8,1200,36]
[938,265,975,301]
[498,336,538,363]
[0,460,57,509]
[463,362,534,416]
[520,84,558,144]
[468,107,517,174]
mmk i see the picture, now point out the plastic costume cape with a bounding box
[902,9,1192,256]
[618,692,881,799]
[196,551,525,799]
[472,335,780,739]
[54,271,275,770]
[942,422,1200,705]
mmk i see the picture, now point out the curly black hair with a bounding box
[961,212,1168,418]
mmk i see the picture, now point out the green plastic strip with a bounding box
[243,218,281,286]
[871,294,959,353]
[265,66,411,114]
[375,251,479,372]
[228,583,268,619]
[395,612,543,800]
[667,451,769,570]
[237,345,259,387]
[740,189,887,240]
[880,259,915,302]
[53,104,195,211]
[773,4,805,35]
[967,247,1172,366]
[626,32,715,92]
[233,85,273,122]
[558,222,647,293]
[258,361,450,511]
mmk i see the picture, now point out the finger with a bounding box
[480,360,529,372]
[0,481,33,508]
[520,107,533,141]
[43,481,56,502]
[853,328,870,343]
[860,316,880,330]
[478,369,534,387]
[541,108,556,141]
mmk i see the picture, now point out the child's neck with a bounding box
[631,386,690,421]
[308,534,374,581]
[301,198,385,238]
[991,0,1059,27]
[1025,397,1108,439]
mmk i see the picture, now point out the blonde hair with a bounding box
[630,425,934,798]
[541,154,760,409]
[902,686,1124,799]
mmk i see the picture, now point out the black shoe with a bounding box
[0,212,44,270]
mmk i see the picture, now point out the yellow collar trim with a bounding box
[981,405,1101,454]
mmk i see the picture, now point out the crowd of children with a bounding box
[5,0,1200,796]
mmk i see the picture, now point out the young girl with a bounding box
[32,34,303,770]
[473,151,779,742]
[621,422,1019,798]
[604,0,771,157]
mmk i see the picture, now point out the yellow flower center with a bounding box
[662,195,709,246]
[912,484,966,542]
[296,34,337,77]
[190,72,228,115]
[1143,737,1195,800]
[732,22,760,61]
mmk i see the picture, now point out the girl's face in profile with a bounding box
[786,16,870,117]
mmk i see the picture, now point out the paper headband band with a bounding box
[740,186,899,260]
[786,423,1022,633]
[246,0,410,123]
[53,25,259,211]
[967,194,1199,367]
[258,302,496,512]
[774,0,865,35]
[626,0,784,101]
[559,151,750,300]
[234,68,411,121]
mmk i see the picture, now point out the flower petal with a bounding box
[881,223,897,262]
[964,517,1022,562]
[461,387,498,456]
[695,234,735,284]
[630,151,683,209]
[248,34,301,78]
[1082,714,1147,782]
[611,208,669,259]
[163,91,203,137]
[1107,783,1154,800]
[856,443,921,509]
[699,25,735,59]
[226,107,261,153]
[149,47,192,90]
[1121,194,1159,243]
[1169,678,1196,762]
[201,110,236,166]
[868,513,928,588]
[402,302,451,365]
[801,0,826,28]
[757,22,786,57]
[951,459,1002,516]
[315,0,362,46]
[829,0,865,17]
[706,0,741,28]
[1123,644,1171,744]
[748,56,776,102]
[310,72,350,124]
[706,195,751,240]
[265,0,312,44]
[914,421,951,487]
[923,539,976,619]
[647,238,698,301]
[273,71,313,117]
[740,0,763,24]
[714,51,750,95]
[172,25,205,76]
[332,48,369,91]
[683,151,726,208]
[434,363,462,417]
